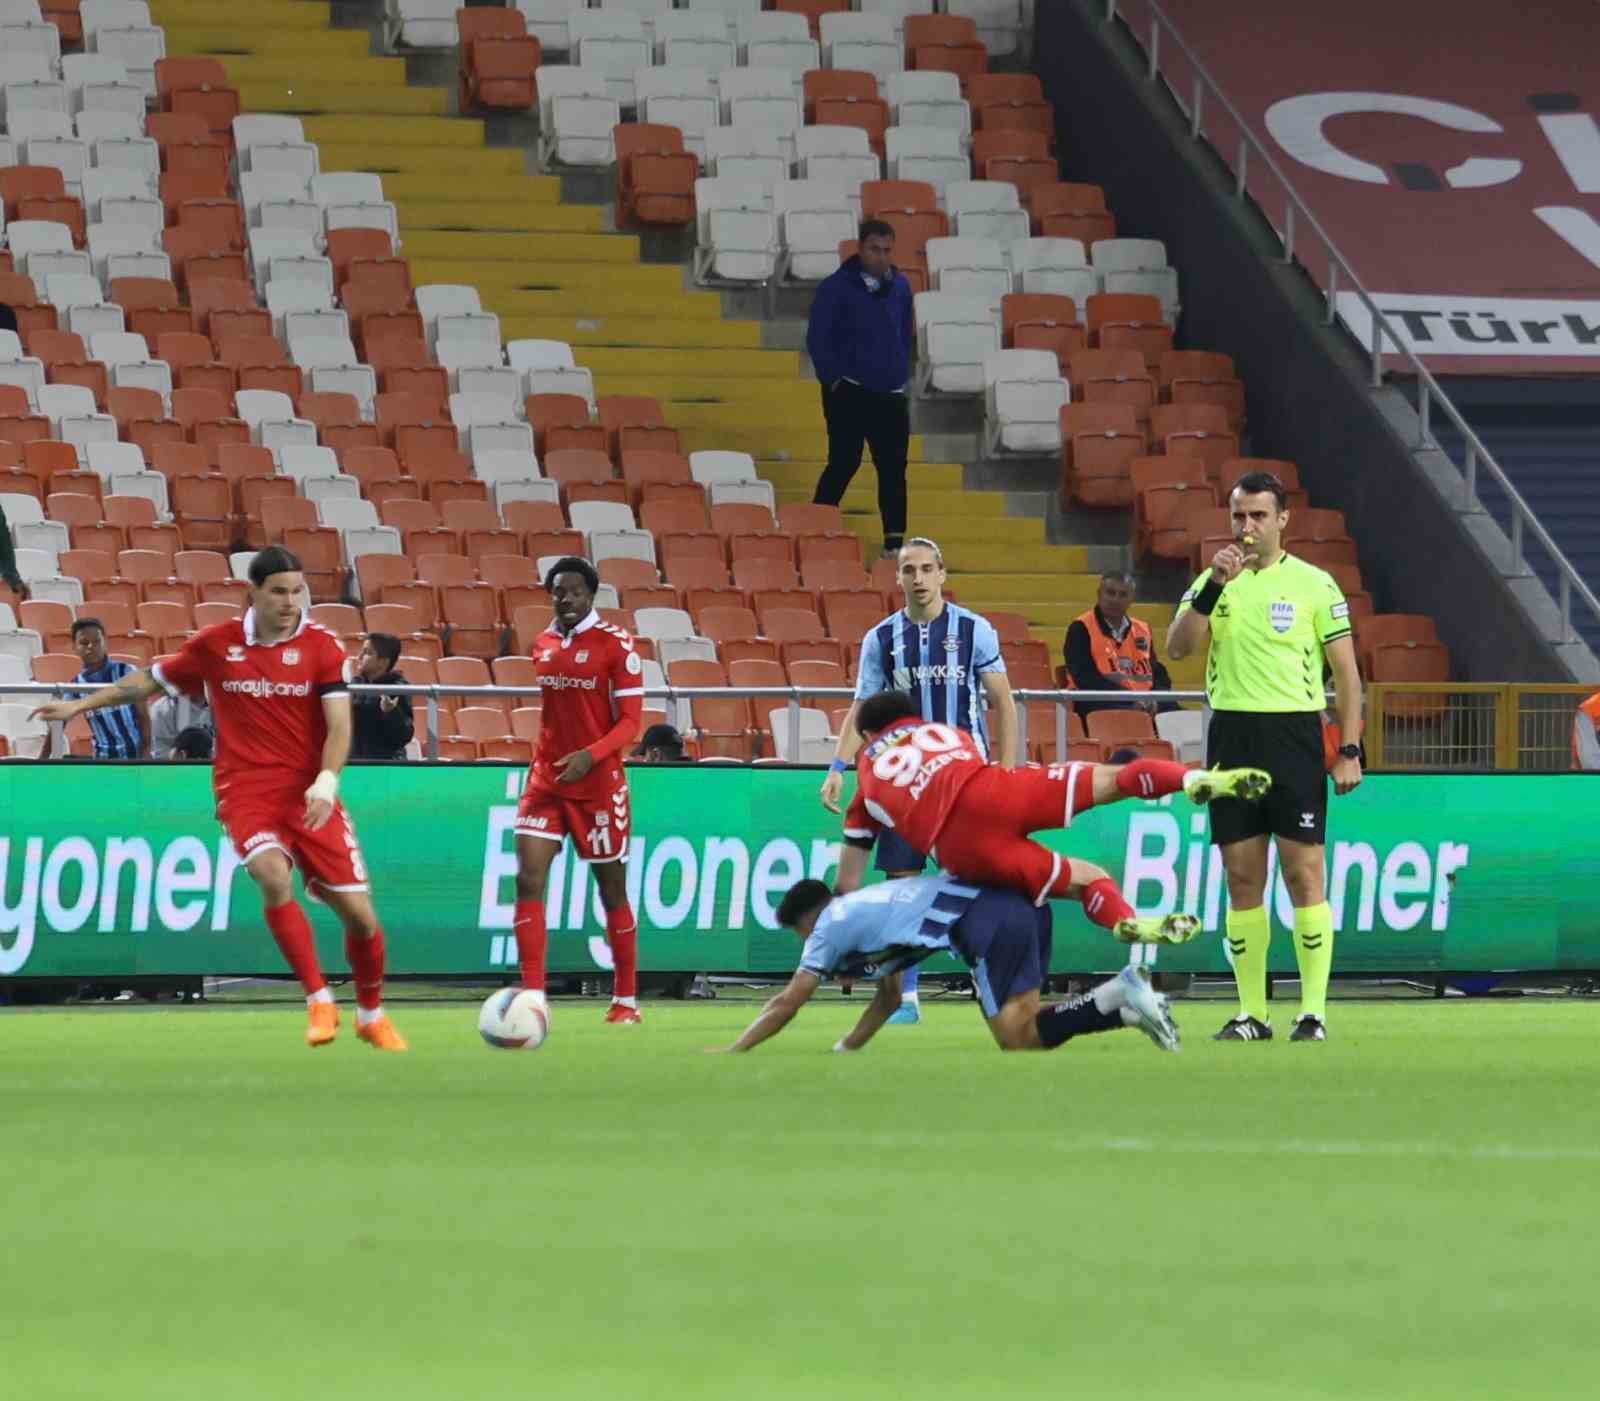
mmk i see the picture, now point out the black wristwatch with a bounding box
[1337,743,1362,761]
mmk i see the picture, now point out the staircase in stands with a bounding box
[153,0,1200,686]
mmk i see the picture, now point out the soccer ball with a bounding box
[478,989,549,1050]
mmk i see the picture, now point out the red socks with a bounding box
[344,927,386,1011]
[1080,877,1135,931]
[513,899,548,992]
[607,904,638,1000]
[1114,757,1189,801]
[265,900,326,996]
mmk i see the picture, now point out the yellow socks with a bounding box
[1225,903,1271,1023]
[1293,901,1335,1020]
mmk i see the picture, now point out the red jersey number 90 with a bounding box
[870,722,966,786]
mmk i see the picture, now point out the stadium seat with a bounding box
[1092,238,1180,325]
[1160,350,1246,431]
[1086,292,1174,365]
[693,177,779,285]
[983,348,1066,455]
[1061,402,1145,509]
[457,7,541,113]
[914,292,1000,395]
[614,123,698,228]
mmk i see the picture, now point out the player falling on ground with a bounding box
[34,546,406,1050]
[717,876,1180,1054]
[512,557,646,1024]
[835,690,1271,942]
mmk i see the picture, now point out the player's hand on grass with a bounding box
[31,699,80,725]
[1331,755,1363,796]
[555,748,595,783]
[819,769,844,813]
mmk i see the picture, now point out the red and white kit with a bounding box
[844,719,1102,904]
[153,610,368,894]
[516,610,646,863]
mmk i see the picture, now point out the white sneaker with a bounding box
[1115,965,1181,1052]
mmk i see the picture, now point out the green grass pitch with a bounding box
[7,997,1597,1401]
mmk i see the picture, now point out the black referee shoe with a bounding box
[1289,1014,1327,1042]
[1212,1014,1273,1041]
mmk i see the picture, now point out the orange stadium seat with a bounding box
[1160,351,1246,430]
[1003,292,1085,369]
[1061,402,1146,508]
[908,15,988,84]
[1087,293,1173,365]
[1069,349,1155,422]
[667,658,755,761]
[457,7,541,112]
[615,124,698,228]
[1031,182,1115,242]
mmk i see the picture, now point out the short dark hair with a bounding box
[776,878,833,930]
[1099,569,1135,588]
[635,722,684,758]
[857,689,919,737]
[366,632,402,669]
[1231,471,1287,510]
[71,617,105,639]
[1108,746,1141,764]
[858,217,895,244]
[543,555,600,594]
[173,726,213,760]
[248,545,304,587]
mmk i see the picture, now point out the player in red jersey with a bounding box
[512,557,646,1024]
[836,690,1271,942]
[33,547,406,1050]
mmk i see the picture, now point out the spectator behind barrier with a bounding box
[171,726,214,761]
[71,619,148,759]
[349,632,414,760]
[634,722,688,763]
[1063,572,1176,718]
[152,689,214,760]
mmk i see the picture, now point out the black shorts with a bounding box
[874,828,929,874]
[950,890,1054,1017]
[1205,710,1327,846]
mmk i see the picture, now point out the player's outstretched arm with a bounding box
[721,970,821,1052]
[836,971,902,1052]
[31,668,163,724]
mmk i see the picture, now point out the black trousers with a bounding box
[812,381,910,548]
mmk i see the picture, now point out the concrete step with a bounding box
[314,144,531,180]
[458,287,726,319]
[760,461,967,494]
[775,486,1010,516]
[412,260,688,295]
[499,316,767,349]
[581,348,803,380]
[302,114,483,148]
[237,80,448,115]
[402,231,634,264]
[217,51,402,83]
[394,199,604,233]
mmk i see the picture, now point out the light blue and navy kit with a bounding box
[853,603,1006,873]
[77,659,142,758]
[798,875,1052,1016]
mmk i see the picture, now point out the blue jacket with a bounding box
[806,255,915,393]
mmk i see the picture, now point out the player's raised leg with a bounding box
[240,845,338,1046]
[593,857,641,1024]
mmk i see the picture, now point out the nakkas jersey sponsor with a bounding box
[153,610,349,798]
[843,718,989,856]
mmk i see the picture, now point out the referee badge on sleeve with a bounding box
[1269,601,1296,634]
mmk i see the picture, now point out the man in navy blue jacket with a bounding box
[806,220,916,555]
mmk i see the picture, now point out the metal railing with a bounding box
[0,680,1201,765]
[1102,0,1600,650]
[9,680,1588,770]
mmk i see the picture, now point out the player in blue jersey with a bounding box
[716,876,1179,1053]
[819,537,1017,1024]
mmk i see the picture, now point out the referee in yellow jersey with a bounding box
[1167,470,1364,1041]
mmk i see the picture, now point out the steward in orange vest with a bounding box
[1062,575,1173,717]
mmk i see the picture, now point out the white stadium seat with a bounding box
[947,181,1031,244]
[927,235,1013,310]
[537,66,619,166]
[885,126,968,193]
[818,12,901,83]
[655,9,737,70]
[693,178,779,284]
[689,450,758,486]
[569,9,651,108]
[705,125,788,187]
[886,70,971,138]
[914,291,1001,394]
[1091,238,1181,324]
[984,349,1068,454]
[1010,237,1098,304]
[776,180,857,282]
[795,125,879,187]
[636,66,720,162]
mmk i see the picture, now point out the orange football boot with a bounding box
[307,1000,339,1047]
[604,1002,642,1025]
[357,1015,409,1052]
